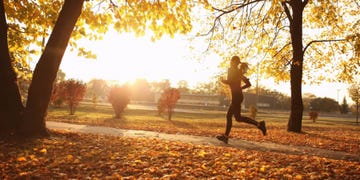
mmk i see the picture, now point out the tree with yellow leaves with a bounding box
[198,0,359,132]
[0,0,211,137]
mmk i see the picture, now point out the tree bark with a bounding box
[0,0,24,134]
[19,0,84,136]
[356,102,359,124]
[168,107,172,121]
[286,0,306,132]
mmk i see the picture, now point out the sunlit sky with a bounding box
[61,31,222,88]
[58,31,353,104]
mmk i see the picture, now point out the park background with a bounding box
[1,0,359,179]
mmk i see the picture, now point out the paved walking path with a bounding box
[47,121,359,162]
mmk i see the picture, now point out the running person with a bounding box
[216,56,266,144]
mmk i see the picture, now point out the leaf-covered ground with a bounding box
[1,131,359,179]
[48,106,360,155]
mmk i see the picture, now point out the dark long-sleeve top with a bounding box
[222,67,251,92]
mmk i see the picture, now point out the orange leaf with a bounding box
[17,157,27,162]
[67,155,73,161]
[39,148,47,154]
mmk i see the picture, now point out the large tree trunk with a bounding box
[18,0,84,136]
[0,0,24,135]
[286,0,307,132]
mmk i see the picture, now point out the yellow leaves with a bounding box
[198,0,213,11]
[223,153,231,157]
[259,165,266,172]
[113,21,122,30]
[2,129,360,179]
[39,148,47,154]
[76,47,97,59]
[268,0,283,18]
[17,153,41,163]
[29,155,38,161]
[168,151,180,157]
[198,150,207,157]
[109,0,192,41]
[167,0,178,9]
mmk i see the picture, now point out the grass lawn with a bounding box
[1,103,359,179]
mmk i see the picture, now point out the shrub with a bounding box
[108,85,130,119]
[157,99,166,115]
[62,79,86,115]
[309,111,319,122]
[157,88,180,120]
[248,105,258,119]
[51,83,65,108]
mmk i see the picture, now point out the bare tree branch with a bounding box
[210,0,266,25]
[212,0,264,14]
[273,42,291,58]
[353,0,360,7]
[281,2,292,23]
[303,39,347,54]
[199,14,221,37]
[199,0,268,53]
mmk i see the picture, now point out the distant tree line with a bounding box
[43,73,358,118]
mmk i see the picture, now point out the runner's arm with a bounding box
[241,76,251,89]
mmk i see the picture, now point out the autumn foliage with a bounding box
[51,80,86,114]
[50,83,65,108]
[1,130,359,179]
[108,85,130,119]
[51,79,86,114]
[309,111,319,122]
[61,79,86,115]
[248,105,258,119]
[3,104,359,179]
[157,88,180,120]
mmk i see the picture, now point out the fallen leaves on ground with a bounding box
[70,119,360,155]
[48,108,360,155]
[1,131,359,179]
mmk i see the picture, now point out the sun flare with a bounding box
[59,32,351,103]
[60,31,222,88]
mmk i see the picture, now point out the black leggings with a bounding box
[224,93,258,136]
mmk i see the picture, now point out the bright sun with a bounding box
[60,31,222,87]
